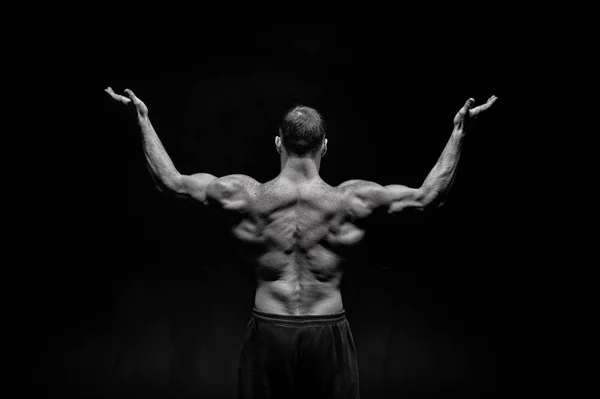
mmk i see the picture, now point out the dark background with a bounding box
[24,8,547,399]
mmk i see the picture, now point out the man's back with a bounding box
[208,174,375,316]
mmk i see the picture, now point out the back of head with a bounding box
[279,106,326,156]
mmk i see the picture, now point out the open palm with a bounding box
[105,87,149,118]
[453,95,498,133]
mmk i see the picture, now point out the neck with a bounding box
[279,154,321,182]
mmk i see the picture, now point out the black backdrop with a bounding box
[28,8,543,399]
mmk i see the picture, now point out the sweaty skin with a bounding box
[105,87,497,316]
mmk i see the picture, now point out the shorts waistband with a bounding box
[251,308,346,326]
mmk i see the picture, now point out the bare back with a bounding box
[207,175,377,316]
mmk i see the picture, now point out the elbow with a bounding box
[422,193,449,211]
[153,180,171,194]
[418,187,441,211]
[147,172,167,193]
[155,173,184,195]
[416,187,429,209]
[427,199,445,210]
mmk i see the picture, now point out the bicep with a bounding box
[175,173,218,204]
[342,180,424,215]
[384,184,425,213]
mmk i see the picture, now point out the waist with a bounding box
[254,281,343,315]
[252,308,346,326]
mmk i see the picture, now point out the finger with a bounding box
[124,88,137,100]
[470,95,498,117]
[105,88,131,104]
[459,98,475,114]
[469,105,486,117]
[105,86,118,99]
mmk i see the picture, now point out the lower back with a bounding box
[254,278,344,315]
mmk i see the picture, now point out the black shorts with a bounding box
[237,308,360,399]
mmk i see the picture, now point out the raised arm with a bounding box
[412,95,498,209]
[341,96,498,214]
[105,87,217,203]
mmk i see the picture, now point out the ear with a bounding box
[275,136,282,154]
[321,138,328,157]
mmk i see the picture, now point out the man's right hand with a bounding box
[105,87,149,119]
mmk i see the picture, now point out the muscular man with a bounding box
[105,87,497,399]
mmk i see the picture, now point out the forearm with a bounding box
[137,115,181,191]
[420,129,465,207]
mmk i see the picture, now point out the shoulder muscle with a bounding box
[338,180,388,217]
[206,174,259,211]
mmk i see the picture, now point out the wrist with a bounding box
[137,113,149,126]
[452,128,465,139]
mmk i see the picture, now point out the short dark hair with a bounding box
[279,105,326,156]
